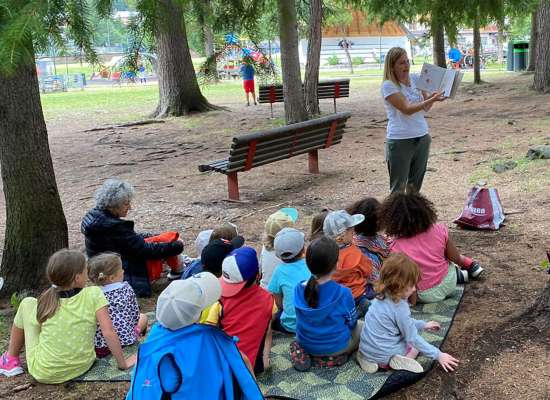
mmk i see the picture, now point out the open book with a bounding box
[415,63,463,98]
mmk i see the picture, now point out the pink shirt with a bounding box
[390,223,449,291]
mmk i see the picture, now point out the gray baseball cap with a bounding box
[274,227,305,261]
[156,272,221,330]
[323,210,365,238]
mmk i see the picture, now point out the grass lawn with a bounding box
[40,69,517,125]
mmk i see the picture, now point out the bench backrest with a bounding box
[225,112,351,173]
[258,79,350,104]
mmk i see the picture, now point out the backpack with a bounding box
[127,323,263,400]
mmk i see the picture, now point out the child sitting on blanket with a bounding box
[347,197,391,299]
[88,253,148,358]
[268,228,311,334]
[127,273,263,399]
[293,236,363,370]
[323,210,373,317]
[0,250,134,382]
[379,191,484,304]
[260,208,298,288]
[206,247,276,375]
[357,253,459,373]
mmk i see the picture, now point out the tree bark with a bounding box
[153,0,218,118]
[0,47,68,294]
[473,13,482,84]
[277,0,308,124]
[342,37,354,74]
[304,0,322,117]
[497,23,505,64]
[202,0,215,58]
[431,19,446,68]
[534,0,550,92]
[528,8,538,72]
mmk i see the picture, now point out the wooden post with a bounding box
[333,97,337,113]
[308,150,319,174]
[227,172,240,200]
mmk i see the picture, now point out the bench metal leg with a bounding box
[227,172,240,200]
[308,150,319,174]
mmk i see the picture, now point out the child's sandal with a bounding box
[289,341,311,372]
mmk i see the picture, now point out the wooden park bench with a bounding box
[198,112,352,200]
[258,79,350,117]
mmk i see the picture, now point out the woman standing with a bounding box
[382,47,445,193]
[81,179,183,297]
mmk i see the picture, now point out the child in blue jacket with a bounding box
[294,237,363,358]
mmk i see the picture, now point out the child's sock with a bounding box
[460,256,474,269]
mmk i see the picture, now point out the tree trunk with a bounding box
[534,0,550,92]
[277,0,308,124]
[342,37,354,74]
[528,8,538,72]
[304,0,322,117]
[473,13,482,84]
[203,0,215,58]
[153,0,218,118]
[0,47,68,294]
[497,23,505,64]
[431,19,446,68]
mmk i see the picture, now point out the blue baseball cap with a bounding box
[220,247,259,297]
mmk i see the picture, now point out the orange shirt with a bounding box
[333,244,373,299]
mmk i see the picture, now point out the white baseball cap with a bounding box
[195,229,214,256]
[156,272,221,330]
[323,210,365,238]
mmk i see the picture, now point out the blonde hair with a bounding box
[375,252,420,302]
[36,249,87,324]
[210,223,238,242]
[88,253,123,285]
[309,210,329,241]
[383,47,408,87]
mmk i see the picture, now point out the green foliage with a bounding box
[0,0,100,73]
[352,56,364,65]
[10,292,24,310]
[327,54,340,65]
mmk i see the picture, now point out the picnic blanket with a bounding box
[76,286,464,399]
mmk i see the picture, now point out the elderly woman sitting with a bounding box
[81,179,184,297]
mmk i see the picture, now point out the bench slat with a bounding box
[232,113,351,145]
[229,121,346,158]
[228,125,346,162]
[198,159,229,172]
[226,137,344,173]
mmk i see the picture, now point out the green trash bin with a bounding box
[513,41,528,71]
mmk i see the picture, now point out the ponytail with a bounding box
[304,276,320,308]
[37,286,61,324]
[36,249,87,324]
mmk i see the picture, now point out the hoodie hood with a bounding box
[294,280,346,322]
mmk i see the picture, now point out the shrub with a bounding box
[327,54,340,66]
[352,56,364,65]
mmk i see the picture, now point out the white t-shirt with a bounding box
[381,74,428,140]
[259,246,283,289]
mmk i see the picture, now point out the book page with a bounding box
[449,72,463,98]
[441,69,457,97]
[416,63,447,93]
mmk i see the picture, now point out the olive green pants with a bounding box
[385,134,431,193]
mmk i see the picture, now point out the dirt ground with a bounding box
[0,73,549,399]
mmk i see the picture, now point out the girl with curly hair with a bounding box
[379,191,484,303]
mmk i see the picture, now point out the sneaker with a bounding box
[0,352,24,377]
[456,268,469,284]
[312,353,349,369]
[468,262,484,279]
[289,341,311,372]
[389,354,423,373]
[356,352,378,373]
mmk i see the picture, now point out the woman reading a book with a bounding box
[381,47,446,193]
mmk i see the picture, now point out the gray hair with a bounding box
[94,179,134,211]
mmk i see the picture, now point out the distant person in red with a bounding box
[240,56,257,106]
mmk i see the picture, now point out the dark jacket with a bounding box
[81,208,183,297]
